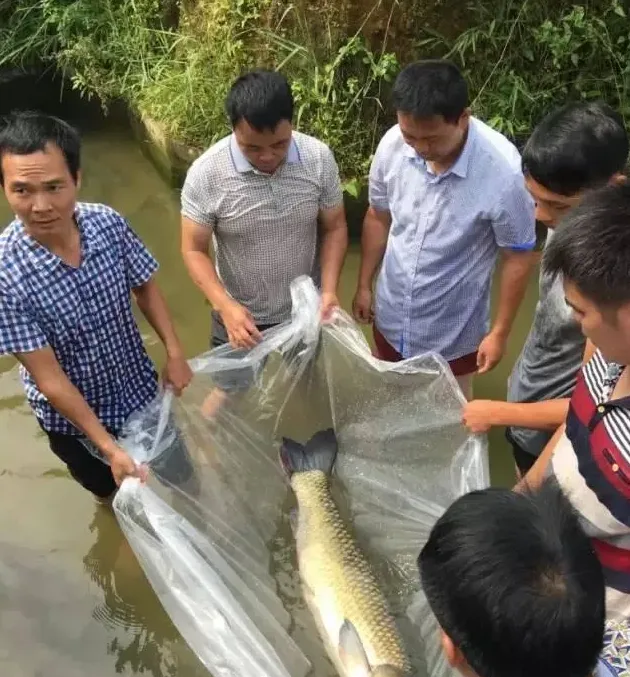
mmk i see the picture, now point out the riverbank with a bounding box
[1,0,627,202]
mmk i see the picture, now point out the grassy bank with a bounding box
[0,0,628,190]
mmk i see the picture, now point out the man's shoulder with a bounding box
[471,117,523,175]
[0,217,21,247]
[291,130,334,160]
[377,124,405,155]
[75,202,129,247]
[76,201,123,222]
[370,125,406,175]
[186,136,233,180]
[0,219,23,274]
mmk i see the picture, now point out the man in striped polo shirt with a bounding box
[521,181,630,619]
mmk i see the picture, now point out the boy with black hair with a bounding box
[419,479,627,677]
[463,102,628,476]
[520,181,630,619]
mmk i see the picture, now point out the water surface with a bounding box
[0,118,539,676]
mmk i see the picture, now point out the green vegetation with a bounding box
[0,0,628,190]
[422,0,630,143]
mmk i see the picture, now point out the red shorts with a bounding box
[372,326,478,377]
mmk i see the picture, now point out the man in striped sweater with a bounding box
[520,181,630,619]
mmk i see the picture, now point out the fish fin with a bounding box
[338,619,372,676]
[280,428,338,477]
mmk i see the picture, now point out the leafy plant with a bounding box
[0,0,398,191]
[266,30,398,184]
[417,0,630,143]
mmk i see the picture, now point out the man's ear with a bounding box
[75,169,82,191]
[615,301,630,336]
[459,108,471,127]
[440,629,466,669]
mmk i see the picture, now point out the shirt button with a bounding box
[612,464,619,473]
[598,405,605,413]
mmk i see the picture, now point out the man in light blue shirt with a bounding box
[353,61,536,398]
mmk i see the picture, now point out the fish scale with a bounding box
[290,469,411,675]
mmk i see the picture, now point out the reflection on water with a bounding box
[0,109,539,674]
[0,508,207,677]
[84,507,206,676]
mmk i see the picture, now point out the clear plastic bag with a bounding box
[112,276,490,677]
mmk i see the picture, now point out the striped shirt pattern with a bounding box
[0,203,159,435]
[550,349,630,619]
[181,131,344,325]
[370,118,536,361]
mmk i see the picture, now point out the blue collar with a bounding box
[229,133,300,173]
[403,119,477,179]
[17,204,107,271]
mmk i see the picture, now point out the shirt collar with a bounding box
[16,203,107,270]
[229,133,300,173]
[403,119,477,179]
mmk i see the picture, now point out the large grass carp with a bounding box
[280,428,411,677]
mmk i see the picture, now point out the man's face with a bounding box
[564,280,630,365]
[233,119,293,174]
[1,142,78,239]
[397,111,469,164]
[525,176,581,228]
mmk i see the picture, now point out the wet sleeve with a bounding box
[181,161,218,227]
[319,146,344,210]
[0,291,49,355]
[368,139,390,213]
[491,172,536,250]
[118,216,159,288]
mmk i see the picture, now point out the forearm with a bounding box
[489,398,570,431]
[133,279,184,357]
[40,377,118,459]
[514,423,565,493]
[357,208,390,289]
[491,251,536,336]
[319,224,348,295]
[182,250,232,312]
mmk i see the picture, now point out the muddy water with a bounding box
[0,119,539,676]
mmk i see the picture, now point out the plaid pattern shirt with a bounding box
[0,202,159,435]
[181,131,344,325]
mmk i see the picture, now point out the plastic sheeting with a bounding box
[112,276,490,677]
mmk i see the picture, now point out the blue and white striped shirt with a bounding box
[370,118,536,361]
[0,202,159,435]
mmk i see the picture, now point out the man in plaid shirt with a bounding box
[0,111,192,499]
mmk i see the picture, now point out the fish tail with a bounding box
[280,428,338,477]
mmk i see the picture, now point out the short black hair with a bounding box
[0,110,81,186]
[418,479,604,677]
[522,101,628,196]
[543,180,630,306]
[391,60,468,123]
[225,69,294,132]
